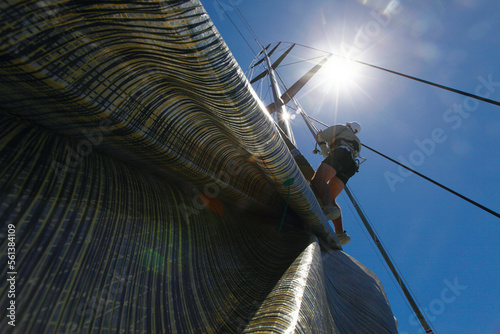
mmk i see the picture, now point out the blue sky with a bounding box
[202,0,500,333]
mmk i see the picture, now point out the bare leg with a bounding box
[332,215,343,234]
[310,163,336,206]
[328,176,345,203]
[329,177,346,233]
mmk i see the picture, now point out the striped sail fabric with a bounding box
[0,0,398,333]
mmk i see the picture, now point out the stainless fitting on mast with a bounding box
[261,47,296,145]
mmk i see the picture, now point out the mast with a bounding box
[254,43,436,332]
[261,47,296,145]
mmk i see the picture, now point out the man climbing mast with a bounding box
[311,121,362,245]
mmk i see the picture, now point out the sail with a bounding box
[0,0,397,333]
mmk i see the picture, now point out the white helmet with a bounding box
[346,121,361,134]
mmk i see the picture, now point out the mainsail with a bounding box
[0,0,397,332]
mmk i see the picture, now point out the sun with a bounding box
[320,56,361,90]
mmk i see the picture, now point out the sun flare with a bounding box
[321,56,360,89]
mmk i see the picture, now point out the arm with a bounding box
[316,125,345,144]
[315,129,332,157]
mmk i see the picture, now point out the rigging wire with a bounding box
[279,55,326,68]
[341,191,419,323]
[353,59,500,107]
[214,0,257,56]
[211,16,498,218]
[362,144,500,220]
[344,186,437,334]
[280,42,500,108]
[294,95,437,332]
[273,69,322,138]
[213,5,485,329]
[304,115,500,220]
[305,114,329,127]
[228,0,265,50]
[346,189,430,316]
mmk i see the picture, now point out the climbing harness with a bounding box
[312,135,367,170]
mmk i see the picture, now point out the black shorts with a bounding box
[322,147,358,185]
